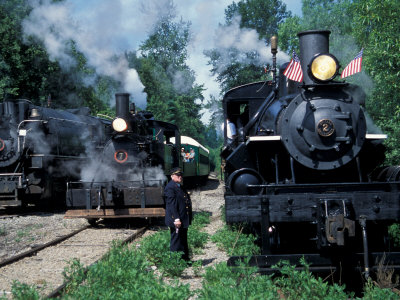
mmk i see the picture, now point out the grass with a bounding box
[4,211,400,299]
[14,224,44,242]
[138,211,210,277]
[0,226,6,236]
[211,223,259,256]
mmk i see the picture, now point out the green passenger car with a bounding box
[179,136,210,184]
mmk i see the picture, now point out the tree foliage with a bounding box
[0,0,113,114]
[205,0,290,94]
[136,17,206,143]
[352,0,400,164]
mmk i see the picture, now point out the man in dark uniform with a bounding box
[164,167,192,261]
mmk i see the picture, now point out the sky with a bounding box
[22,0,302,123]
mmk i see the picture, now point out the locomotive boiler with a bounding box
[0,98,111,206]
[223,30,400,277]
[65,93,182,220]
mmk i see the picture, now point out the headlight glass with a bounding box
[310,54,339,82]
[112,118,128,132]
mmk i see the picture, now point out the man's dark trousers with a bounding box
[169,227,189,261]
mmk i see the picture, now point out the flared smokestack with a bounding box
[297,30,331,85]
[115,93,130,119]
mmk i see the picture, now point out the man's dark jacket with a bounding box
[164,180,192,228]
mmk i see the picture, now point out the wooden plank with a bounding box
[65,208,165,218]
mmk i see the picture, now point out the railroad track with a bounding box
[0,224,91,268]
[46,226,147,299]
[0,223,148,298]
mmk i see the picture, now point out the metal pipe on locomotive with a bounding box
[0,99,110,206]
[65,93,182,219]
[222,30,400,277]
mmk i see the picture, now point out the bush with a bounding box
[211,224,259,256]
[198,261,279,299]
[9,282,41,300]
[388,223,400,248]
[273,258,349,299]
[63,243,190,299]
[362,279,400,300]
[138,212,210,276]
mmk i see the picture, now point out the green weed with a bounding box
[273,257,349,299]
[192,260,203,277]
[158,251,188,277]
[211,224,259,256]
[198,261,278,299]
[0,226,6,236]
[10,281,40,300]
[191,212,211,229]
[362,279,400,299]
[139,212,210,277]
[62,258,86,293]
[388,223,400,247]
[63,242,190,299]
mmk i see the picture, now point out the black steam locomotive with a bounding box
[65,93,183,220]
[223,30,400,277]
[0,98,111,207]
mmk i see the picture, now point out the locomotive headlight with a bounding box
[309,54,339,82]
[112,118,128,132]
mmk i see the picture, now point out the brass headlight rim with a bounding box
[308,53,339,83]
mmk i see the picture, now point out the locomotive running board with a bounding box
[64,208,165,219]
[228,252,400,274]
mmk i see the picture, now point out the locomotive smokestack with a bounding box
[297,30,331,85]
[115,93,130,119]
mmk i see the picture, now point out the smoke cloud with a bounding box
[23,0,149,108]
[22,0,290,121]
[211,16,289,73]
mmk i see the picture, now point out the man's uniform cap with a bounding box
[170,167,183,176]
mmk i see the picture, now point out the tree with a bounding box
[278,0,355,62]
[352,0,400,164]
[0,0,113,114]
[135,17,206,143]
[205,0,290,94]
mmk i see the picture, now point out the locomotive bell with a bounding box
[30,108,40,118]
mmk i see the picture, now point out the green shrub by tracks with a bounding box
[139,211,210,276]
[62,242,190,299]
[6,210,400,299]
[211,224,259,256]
[198,260,279,299]
[4,212,211,299]
[273,258,349,299]
[388,223,400,247]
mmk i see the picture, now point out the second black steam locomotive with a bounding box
[65,93,210,220]
[0,98,111,206]
[222,30,400,277]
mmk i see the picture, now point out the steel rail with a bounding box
[45,226,148,299]
[0,224,91,268]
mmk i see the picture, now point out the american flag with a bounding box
[283,50,303,82]
[341,49,363,79]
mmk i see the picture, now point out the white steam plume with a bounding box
[22,0,150,108]
[212,16,289,72]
